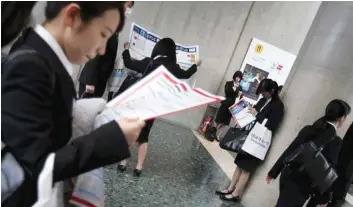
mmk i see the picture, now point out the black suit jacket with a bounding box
[254,96,284,134]
[332,122,353,199]
[78,33,119,96]
[268,123,341,198]
[221,81,242,107]
[2,28,130,206]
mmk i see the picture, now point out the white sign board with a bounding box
[239,38,296,103]
[128,22,199,87]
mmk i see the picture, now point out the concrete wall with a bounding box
[246,2,353,207]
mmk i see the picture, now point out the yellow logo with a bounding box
[255,44,264,54]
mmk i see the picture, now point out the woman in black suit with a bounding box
[266,100,351,207]
[116,38,202,176]
[78,1,135,100]
[307,122,353,207]
[216,79,284,203]
[2,2,145,206]
[214,71,243,141]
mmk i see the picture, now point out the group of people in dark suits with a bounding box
[215,70,352,206]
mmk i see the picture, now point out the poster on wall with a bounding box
[239,38,297,103]
[128,22,199,87]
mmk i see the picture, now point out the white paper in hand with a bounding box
[95,65,224,124]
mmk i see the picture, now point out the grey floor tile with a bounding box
[104,120,243,207]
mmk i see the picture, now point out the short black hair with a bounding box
[1,1,36,46]
[256,79,279,96]
[232,71,243,81]
[45,2,126,32]
[325,99,351,122]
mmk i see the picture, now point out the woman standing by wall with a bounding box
[214,71,243,141]
[216,79,284,203]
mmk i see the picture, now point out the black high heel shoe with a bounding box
[215,189,234,196]
[133,169,142,177]
[117,164,127,172]
[219,194,240,202]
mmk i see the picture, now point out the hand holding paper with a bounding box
[117,118,145,146]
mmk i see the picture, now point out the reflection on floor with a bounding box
[103,120,243,207]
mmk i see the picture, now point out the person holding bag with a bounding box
[216,79,284,203]
[266,99,351,207]
[116,38,202,176]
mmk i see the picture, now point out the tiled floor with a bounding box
[103,120,353,207]
[103,120,243,207]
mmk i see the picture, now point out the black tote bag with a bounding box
[284,137,338,194]
[219,127,249,153]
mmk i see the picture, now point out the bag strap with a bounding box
[316,136,335,152]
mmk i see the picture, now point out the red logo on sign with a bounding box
[134,36,137,40]
[277,65,283,70]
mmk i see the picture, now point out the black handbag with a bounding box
[284,137,338,194]
[205,126,217,142]
[219,127,249,153]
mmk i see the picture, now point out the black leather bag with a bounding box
[219,128,248,153]
[205,126,217,142]
[284,137,338,194]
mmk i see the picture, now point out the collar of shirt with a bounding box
[34,25,73,76]
[327,121,338,131]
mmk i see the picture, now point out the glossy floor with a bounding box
[103,120,243,207]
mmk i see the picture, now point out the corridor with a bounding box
[104,120,243,207]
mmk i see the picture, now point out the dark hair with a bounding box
[1,1,36,46]
[127,1,135,7]
[256,79,279,96]
[232,71,243,81]
[45,2,126,32]
[313,99,351,129]
[151,38,177,63]
[278,85,283,93]
[324,99,351,122]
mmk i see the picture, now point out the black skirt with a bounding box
[234,153,261,173]
[137,119,155,144]
[215,103,232,126]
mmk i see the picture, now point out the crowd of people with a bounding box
[1,2,353,207]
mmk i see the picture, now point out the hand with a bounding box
[248,107,257,115]
[85,85,95,94]
[196,59,202,66]
[124,42,130,50]
[117,118,145,146]
[266,176,273,184]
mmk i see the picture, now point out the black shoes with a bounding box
[133,169,142,177]
[215,189,234,196]
[117,164,142,177]
[117,164,127,172]
[219,194,240,203]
